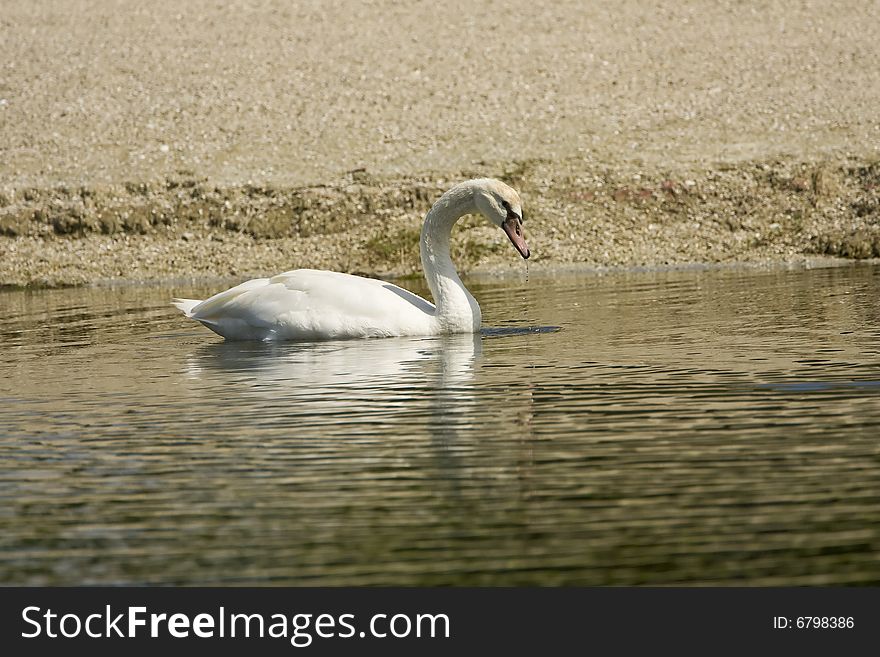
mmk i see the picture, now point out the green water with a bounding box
[1,264,879,584]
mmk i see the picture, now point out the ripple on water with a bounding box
[1,265,880,585]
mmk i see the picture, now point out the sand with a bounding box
[1,0,879,286]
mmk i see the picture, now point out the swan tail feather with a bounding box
[171,298,202,317]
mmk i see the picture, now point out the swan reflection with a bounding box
[184,333,481,400]
[180,331,533,497]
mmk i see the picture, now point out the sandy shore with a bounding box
[2,0,879,286]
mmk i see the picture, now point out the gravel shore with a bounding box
[2,1,879,286]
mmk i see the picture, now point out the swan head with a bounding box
[472,179,530,260]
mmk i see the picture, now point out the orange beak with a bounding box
[502,215,530,259]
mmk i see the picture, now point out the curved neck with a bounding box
[420,183,482,332]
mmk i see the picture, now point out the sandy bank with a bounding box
[1,1,879,285]
[1,157,878,287]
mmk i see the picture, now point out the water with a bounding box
[1,264,879,585]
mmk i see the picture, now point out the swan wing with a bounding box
[186,269,436,340]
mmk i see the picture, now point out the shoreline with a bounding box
[4,256,871,292]
[2,156,879,288]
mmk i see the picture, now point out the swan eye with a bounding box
[500,199,522,222]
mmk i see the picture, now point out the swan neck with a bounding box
[420,184,480,331]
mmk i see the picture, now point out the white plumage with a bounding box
[173,179,529,341]
[173,270,436,341]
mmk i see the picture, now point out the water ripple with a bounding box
[1,265,880,584]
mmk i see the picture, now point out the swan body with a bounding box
[173,178,529,341]
[173,270,439,341]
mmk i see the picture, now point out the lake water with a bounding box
[1,264,879,585]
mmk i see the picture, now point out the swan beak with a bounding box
[502,215,530,259]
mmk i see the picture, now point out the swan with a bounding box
[172,178,530,341]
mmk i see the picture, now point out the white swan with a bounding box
[172,178,530,341]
